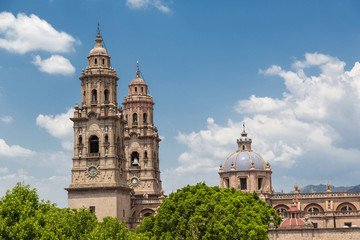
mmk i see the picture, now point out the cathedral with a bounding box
[219,127,360,236]
[65,29,360,236]
[65,29,164,228]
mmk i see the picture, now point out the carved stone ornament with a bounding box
[85,164,101,179]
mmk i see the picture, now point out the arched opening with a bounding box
[144,151,148,158]
[224,178,230,188]
[337,202,357,212]
[102,58,105,65]
[242,145,245,150]
[135,87,137,92]
[92,89,97,102]
[104,134,108,143]
[143,113,147,123]
[274,205,289,218]
[305,204,324,213]
[144,213,152,217]
[94,58,97,64]
[141,209,155,218]
[133,113,138,123]
[131,152,140,166]
[141,87,144,92]
[78,136,82,145]
[104,89,109,102]
[89,135,99,153]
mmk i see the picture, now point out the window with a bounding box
[144,213,152,217]
[94,58,97,64]
[308,207,320,213]
[242,145,245,150]
[131,152,140,166]
[83,91,86,97]
[240,178,247,190]
[341,206,353,212]
[104,89,109,101]
[92,89,97,102]
[224,178,229,188]
[141,87,144,92]
[133,113,138,123]
[123,209,125,217]
[78,136,82,145]
[89,206,95,213]
[313,223,318,229]
[135,87,137,92]
[104,134,108,143]
[102,58,105,65]
[89,135,99,153]
[345,222,352,227]
[143,113,147,123]
[144,151,148,158]
[258,178,263,190]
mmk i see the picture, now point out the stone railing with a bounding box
[128,217,143,223]
[132,199,163,205]
[272,191,360,199]
[307,210,360,217]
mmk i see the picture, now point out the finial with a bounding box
[241,122,247,137]
[95,22,102,44]
[136,60,140,78]
[243,122,245,132]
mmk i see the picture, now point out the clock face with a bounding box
[131,177,138,186]
[89,167,97,176]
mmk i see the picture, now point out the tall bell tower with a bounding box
[66,29,131,222]
[123,62,164,225]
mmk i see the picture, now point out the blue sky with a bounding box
[1,0,360,207]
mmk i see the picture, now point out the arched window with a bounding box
[242,145,245,150]
[131,152,140,166]
[92,89,97,102]
[141,87,144,92]
[144,213,152,217]
[337,203,356,213]
[78,136,82,145]
[89,135,99,153]
[133,113,137,123]
[94,58,97,64]
[104,89,109,102]
[143,113,147,123]
[102,58,105,65]
[144,151,148,158]
[104,134,108,143]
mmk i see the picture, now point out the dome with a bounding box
[279,218,307,228]
[88,45,108,56]
[223,151,266,171]
[88,31,109,57]
[129,77,146,85]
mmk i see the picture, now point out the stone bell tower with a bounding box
[66,28,131,222]
[123,62,164,225]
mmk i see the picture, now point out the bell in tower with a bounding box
[66,27,131,223]
[123,61,165,228]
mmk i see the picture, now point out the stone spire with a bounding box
[136,60,140,78]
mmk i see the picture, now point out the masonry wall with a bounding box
[268,227,360,240]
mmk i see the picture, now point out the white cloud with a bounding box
[36,108,73,150]
[0,12,78,54]
[0,169,69,208]
[32,55,75,75]
[0,138,35,158]
[1,116,13,124]
[126,0,171,13]
[165,52,360,193]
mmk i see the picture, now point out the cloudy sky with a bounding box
[1,0,360,207]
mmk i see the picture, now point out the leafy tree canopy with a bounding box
[136,182,281,240]
[0,183,129,240]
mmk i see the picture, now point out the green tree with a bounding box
[0,182,98,239]
[136,183,281,240]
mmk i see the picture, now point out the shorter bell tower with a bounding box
[123,62,164,227]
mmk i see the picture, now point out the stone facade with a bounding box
[66,30,164,226]
[268,227,360,240]
[123,62,164,228]
[219,129,360,229]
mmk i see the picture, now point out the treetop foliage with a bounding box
[0,182,280,239]
[137,182,281,240]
